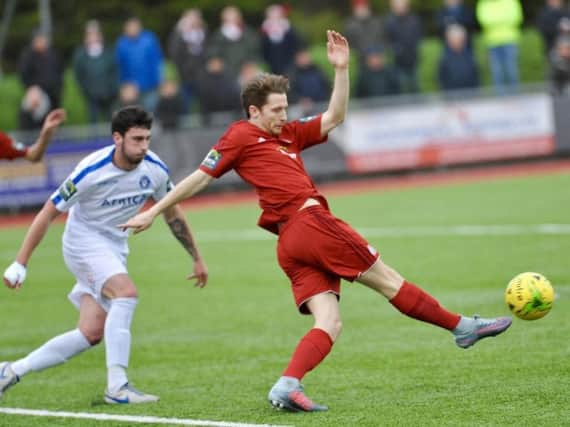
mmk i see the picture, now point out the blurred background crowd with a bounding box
[1,0,570,131]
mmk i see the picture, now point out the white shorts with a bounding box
[63,238,128,312]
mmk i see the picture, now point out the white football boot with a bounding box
[104,382,159,404]
[0,362,19,398]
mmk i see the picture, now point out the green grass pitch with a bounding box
[1,171,569,426]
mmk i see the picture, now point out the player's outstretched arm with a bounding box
[3,200,61,289]
[163,205,208,288]
[120,169,213,234]
[25,109,67,163]
[321,30,350,137]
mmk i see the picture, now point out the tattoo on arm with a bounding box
[167,218,198,261]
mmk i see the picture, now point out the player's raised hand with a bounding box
[118,211,155,234]
[326,30,349,70]
[42,108,67,132]
[3,261,27,289]
[187,258,208,288]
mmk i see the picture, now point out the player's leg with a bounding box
[269,206,363,411]
[357,259,512,348]
[101,273,158,404]
[286,292,341,380]
[269,292,337,412]
[77,293,106,345]
[0,295,98,399]
[285,206,511,348]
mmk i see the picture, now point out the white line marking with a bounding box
[358,223,570,237]
[192,224,570,242]
[0,407,292,427]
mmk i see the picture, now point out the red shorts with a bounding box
[277,205,380,314]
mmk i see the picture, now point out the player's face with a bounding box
[258,93,288,136]
[115,127,150,167]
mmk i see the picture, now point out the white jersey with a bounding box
[50,145,173,252]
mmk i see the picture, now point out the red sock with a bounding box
[283,328,333,380]
[390,281,461,330]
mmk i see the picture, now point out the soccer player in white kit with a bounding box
[1,106,208,404]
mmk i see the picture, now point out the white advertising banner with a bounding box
[343,93,555,172]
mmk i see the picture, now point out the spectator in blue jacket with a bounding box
[116,17,163,112]
[438,24,479,92]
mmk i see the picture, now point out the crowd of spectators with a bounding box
[12,1,570,130]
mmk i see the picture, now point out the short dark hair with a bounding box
[241,73,289,118]
[111,106,153,136]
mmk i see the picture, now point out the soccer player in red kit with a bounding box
[121,31,511,412]
[0,109,66,162]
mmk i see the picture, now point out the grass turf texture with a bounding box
[0,171,569,426]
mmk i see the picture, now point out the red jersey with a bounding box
[199,115,330,234]
[0,131,27,160]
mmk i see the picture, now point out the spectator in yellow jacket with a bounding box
[476,0,523,93]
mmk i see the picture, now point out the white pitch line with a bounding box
[358,223,570,237]
[193,224,570,242]
[0,407,293,427]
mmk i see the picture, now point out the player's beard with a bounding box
[121,144,145,166]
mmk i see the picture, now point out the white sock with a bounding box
[11,329,91,377]
[272,376,300,391]
[452,316,476,336]
[105,297,138,393]
[107,365,127,393]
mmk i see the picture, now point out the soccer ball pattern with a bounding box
[505,272,554,320]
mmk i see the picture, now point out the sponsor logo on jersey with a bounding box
[201,149,222,169]
[59,179,78,202]
[277,146,297,160]
[139,175,151,189]
[101,195,148,207]
[299,115,317,123]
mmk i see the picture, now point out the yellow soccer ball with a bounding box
[505,272,554,320]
